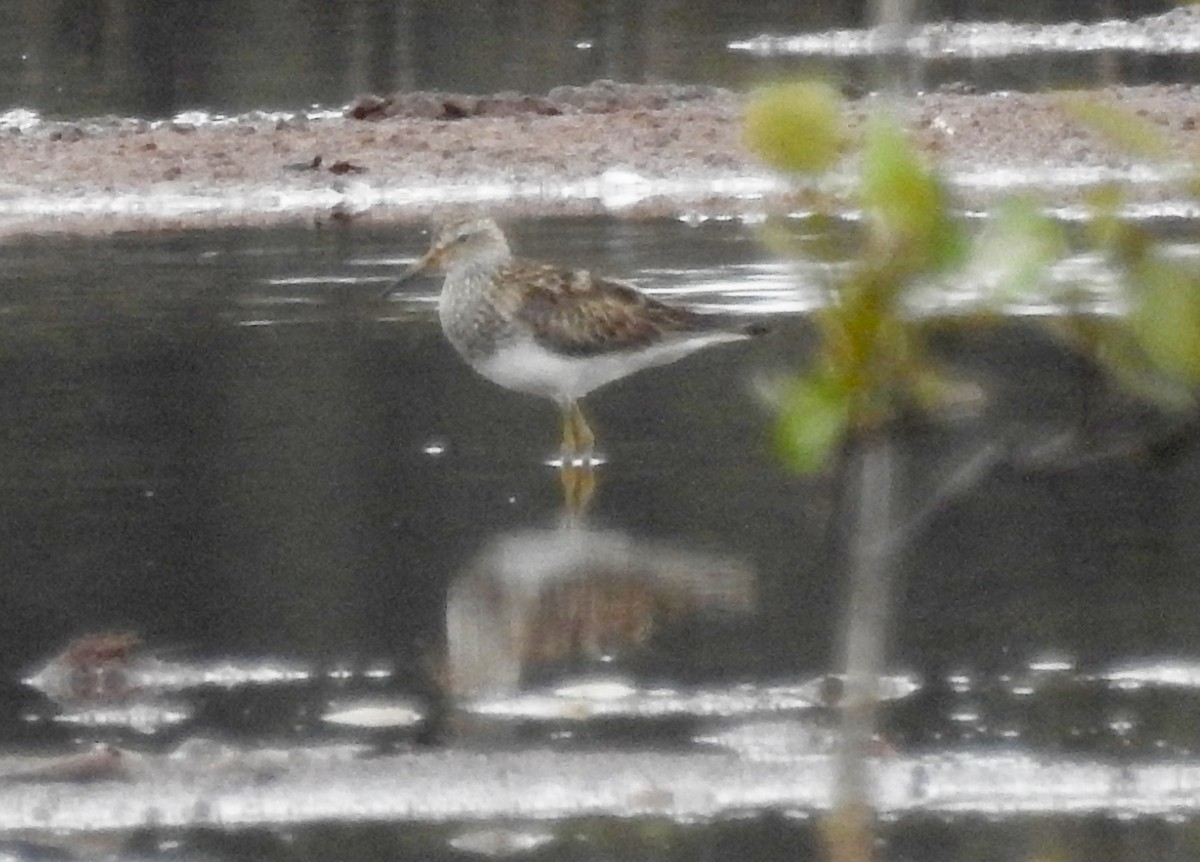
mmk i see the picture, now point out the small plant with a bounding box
[749,84,1199,469]
[744,80,1198,862]
[748,84,971,471]
[1059,97,1200,406]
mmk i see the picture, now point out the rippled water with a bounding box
[0,217,1198,859]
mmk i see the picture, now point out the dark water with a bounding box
[1,218,1200,858]
[0,219,807,678]
[0,218,1192,680]
[0,0,1180,119]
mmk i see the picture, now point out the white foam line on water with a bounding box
[350,170,785,211]
[729,11,1200,58]
[1098,659,1200,690]
[0,105,348,136]
[0,107,42,133]
[263,275,394,286]
[643,262,798,278]
[0,170,785,223]
[347,257,419,267]
[0,185,349,219]
[949,162,1191,191]
[4,749,1200,830]
[0,164,1194,226]
[1050,201,1200,222]
[161,108,344,128]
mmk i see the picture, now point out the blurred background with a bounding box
[0,0,1184,118]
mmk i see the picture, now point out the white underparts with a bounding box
[475,332,748,401]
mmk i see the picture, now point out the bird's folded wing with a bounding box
[505,262,700,357]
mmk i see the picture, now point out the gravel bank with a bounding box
[0,80,1197,237]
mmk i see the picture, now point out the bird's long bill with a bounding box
[380,251,435,298]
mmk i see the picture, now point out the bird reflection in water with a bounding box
[556,458,597,519]
[441,460,756,705]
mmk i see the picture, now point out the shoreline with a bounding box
[0,82,1197,238]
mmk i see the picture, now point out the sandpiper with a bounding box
[384,218,766,460]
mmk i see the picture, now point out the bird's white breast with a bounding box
[476,332,747,402]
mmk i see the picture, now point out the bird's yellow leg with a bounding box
[559,400,578,458]
[556,399,598,517]
[569,400,595,463]
[558,399,595,464]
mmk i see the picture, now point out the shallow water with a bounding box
[1,218,1200,858]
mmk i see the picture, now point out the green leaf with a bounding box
[1061,96,1173,162]
[1063,316,1197,411]
[962,197,1067,301]
[743,81,845,175]
[860,117,964,272]
[773,374,851,472]
[1129,256,1200,383]
[1081,183,1127,251]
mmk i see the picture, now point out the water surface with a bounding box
[0,0,1183,119]
[1,217,1199,858]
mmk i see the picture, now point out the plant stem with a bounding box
[826,433,897,862]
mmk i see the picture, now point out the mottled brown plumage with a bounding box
[501,262,717,357]
[385,217,765,460]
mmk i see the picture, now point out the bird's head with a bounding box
[382,218,511,297]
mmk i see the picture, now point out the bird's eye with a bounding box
[455,233,470,244]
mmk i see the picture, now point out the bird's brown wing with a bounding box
[501,260,705,357]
